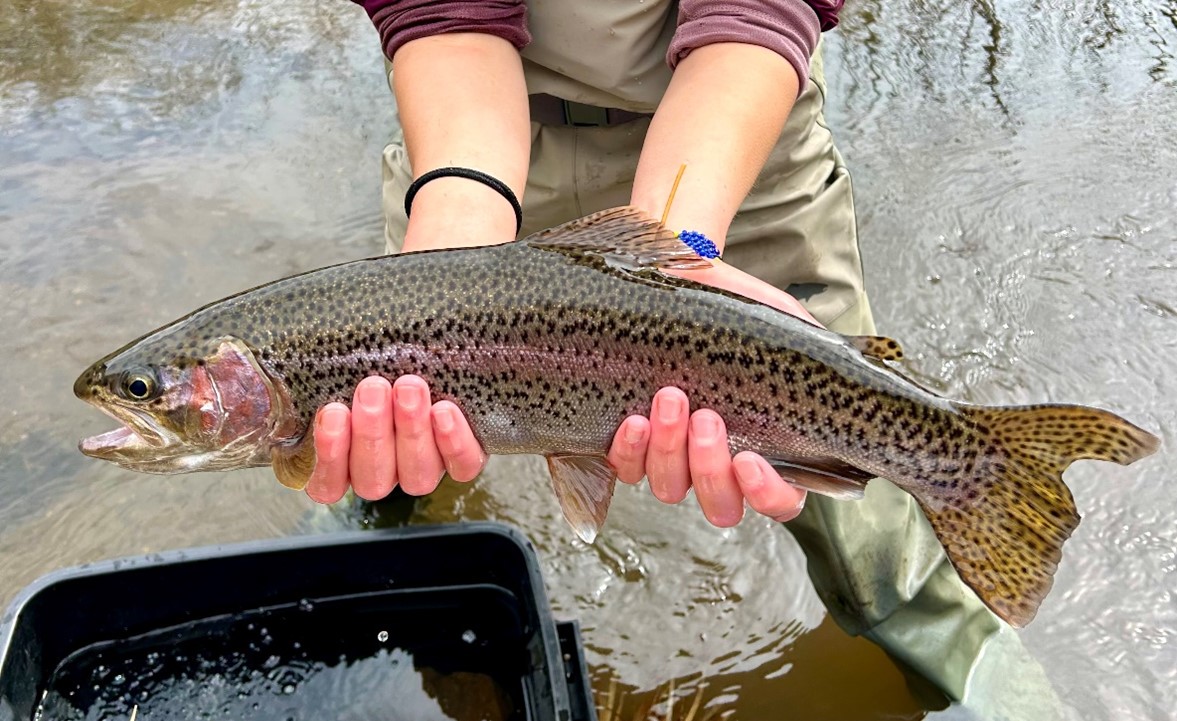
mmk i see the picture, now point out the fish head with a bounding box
[75,335,293,473]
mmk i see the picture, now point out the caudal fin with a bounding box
[915,404,1158,627]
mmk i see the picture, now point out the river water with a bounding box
[1,1,1173,719]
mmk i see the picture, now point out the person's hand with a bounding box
[304,375,486,503]
[606,259,813,527]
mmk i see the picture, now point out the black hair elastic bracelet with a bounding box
[404,166,524,235]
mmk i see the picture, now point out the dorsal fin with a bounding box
[524,206,713,271]
[846,334,905,362]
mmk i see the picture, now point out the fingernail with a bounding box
[657,395,682,424]
[624,421,645,445]
[434,406,455,433]
[713,507,745,528]
[691,413,718,443]
[395,383,423,411]
[733,456,762,490]
[358,379,388,412]
[320,406,347,434]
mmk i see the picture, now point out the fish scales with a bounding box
[198,244,937,464]
[74,207,1159,628]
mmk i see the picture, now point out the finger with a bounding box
[306,404,351,504]
[392,375,446,495]
[687,410,744,527]
[607,415,651,485]
[645,387,690,503]
[732,451,808,522]
[348,376,397,500]
[431,401,487,482]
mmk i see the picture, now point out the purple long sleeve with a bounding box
[808,0,844,31]
[668,0,844,86]
[350,1,844,93]
[351,0,530,61]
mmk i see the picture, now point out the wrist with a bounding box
[630,164,732,254]
[629,191,729,254]
[402,177,519,253]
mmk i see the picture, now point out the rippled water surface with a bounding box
[1,1,1173,719]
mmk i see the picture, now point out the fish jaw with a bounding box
[75,394,232,473]
[79,403,173,463]
[80,426,138,454]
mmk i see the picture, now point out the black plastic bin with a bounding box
[0,522,596,721]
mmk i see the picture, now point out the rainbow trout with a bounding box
[75,207,1158,626]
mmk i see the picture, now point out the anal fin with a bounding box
[545,454,617,544]
[271,431,317,491]
[767,458,874,501]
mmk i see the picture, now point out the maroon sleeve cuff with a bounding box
[353,0,531,61]
[668,0,845,89]
[808,0,845,32]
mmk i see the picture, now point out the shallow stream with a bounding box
[1,2,1173,719]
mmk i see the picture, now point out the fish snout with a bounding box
[74,364,106,401]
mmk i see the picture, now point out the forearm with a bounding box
[392,33,530,251]
[631,43,799,251]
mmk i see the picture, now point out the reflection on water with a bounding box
[1,1,1174,720]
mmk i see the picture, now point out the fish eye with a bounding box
[122,372,156,401]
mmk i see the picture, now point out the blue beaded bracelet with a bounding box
[678,230,720,259]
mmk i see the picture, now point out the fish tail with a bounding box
[913,403,1158,627]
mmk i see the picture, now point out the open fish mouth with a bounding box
[80,425,150,456]
[78,402,174,462]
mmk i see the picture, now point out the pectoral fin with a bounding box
[545,454,618,544]
[766,458,874,501]
[271,431,317,490]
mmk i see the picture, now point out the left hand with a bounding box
[606,259,814,527]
